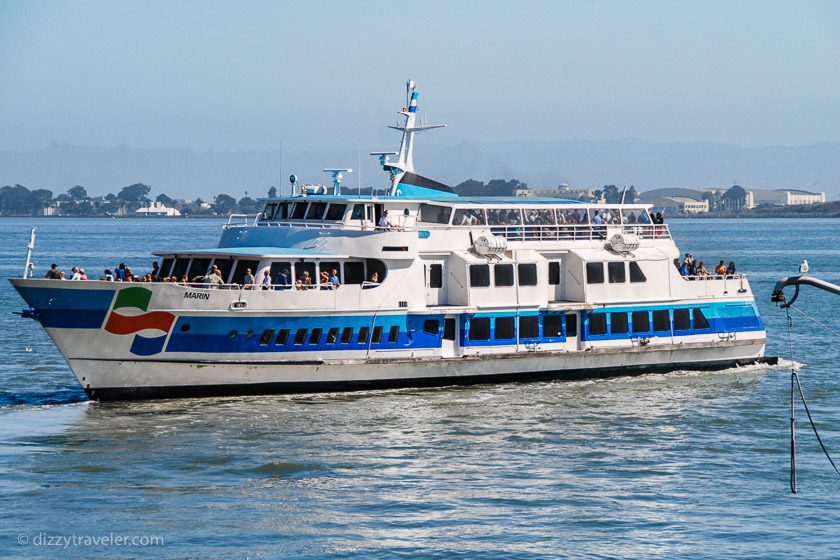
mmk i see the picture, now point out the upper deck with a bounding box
[223,195,671,248]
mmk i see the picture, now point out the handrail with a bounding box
[225,213,261,227]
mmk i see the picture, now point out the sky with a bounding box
[2,0,840,154]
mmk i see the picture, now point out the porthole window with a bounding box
[229,330,238,338]
[180,323,191,332]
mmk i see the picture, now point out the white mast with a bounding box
[371,80,446,196]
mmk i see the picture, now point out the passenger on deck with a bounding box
[181,275,189,284]
[301,271,313,288]
[124,267,135,282]
[45,263,62,279]
[261,270,272,290]
[70,267,82,281]
[679,262,690,277]
[369,271,379,284]
[727,261,736,275]
[277,268,291,290]
[79,268,88,280]
[592,211,603,225]
[319,270,330,290]
[715,261,727,275]
[103,269,114,281]
[206,269,223,288]
[378,210,392,230]
[329,269,340,289]
[116,263,126,281]
[243,268,256,289]
[696,262,710,276]
[151,261,160,281]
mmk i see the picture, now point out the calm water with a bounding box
[1,217,839,559]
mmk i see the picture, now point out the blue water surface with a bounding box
[0,217,839,559]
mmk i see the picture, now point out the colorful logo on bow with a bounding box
[104,287,175,356]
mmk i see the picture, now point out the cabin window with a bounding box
[429,264,443,288]
[325,203,347,221]
[611,312,629,334]
[341,327,353,344]
[350,204,365,221]
[589,313,607,336]
[366,259,387,284]
[371,326,383,344]
[212,258,234,283]
[309,328,322,345]
[519,316,539,338]
[159,258,174,277]
[187,258,211,280]
[452,208,486,225]
[524,208,555,225]
[586,262,604,284]
[306,202,327,220]
[674,309,691,331]
[629,261,646,283]
[269,262,292,286]
[469,264,491,287]
[388,325,400,343]
[608,262,626,283]
[418,204,452,224]
[653,310,671,332]
[632,311,650,333]
[495,317,515,340]
[295,262,316,285]
[291,202,308,220]
[344,262,365,284]
[544,315,563,338]
[565,313,578,338]
[423,320,440,335]
[487,208,522,225]
[693,308,710,330]
[327,328,339,344]
[320,262,341,283]
[275,329,290,345]
[358,326,370,344]
[548,262,561,285]
[232,259,259,286]
[293,329,308,345]
[260,329,275,345]
[494,264,514,287]
[557,208,587,225]
[470,318,491,341]
[275,202,290,220]
[518,263,538,286]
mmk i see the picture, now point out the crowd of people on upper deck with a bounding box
[675,253,737,279]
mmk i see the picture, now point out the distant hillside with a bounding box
[1,139,838,200]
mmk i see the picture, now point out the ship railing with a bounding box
[479,223,671,242]
[175,281,381,291]
[225,213,261,227]
[678,273,749,296]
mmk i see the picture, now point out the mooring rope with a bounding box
[785,306,840,494]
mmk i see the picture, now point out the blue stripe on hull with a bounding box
[13,286,115,329]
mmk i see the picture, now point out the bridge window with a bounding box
[586,262,604,284]
[608,262,626,283]
[495,317,515,340]
[470,318,491,341]
[548,262,561,285]
[350,204,365,221]
[418,204,452,224]
[611,312,629,334]
[290,202,308,220]
[160,258,174,277]
[494,264,514,287]
[172,258,190,279]
[306,202,327,220]
[544,315,563,337]
[325,203,347,221]
[693,308,710,330]
[518,263,538,286]
[519,316,539,338]
[674,309,691,331]
[632,311,650,333]
[589,313,607,336]
[469,264,491,287]
[629,262,646,283]
[652,310,670,332]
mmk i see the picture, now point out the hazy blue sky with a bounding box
[2,0,839,153]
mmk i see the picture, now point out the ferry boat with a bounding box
[10,82,772,400]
